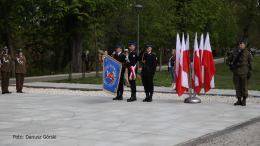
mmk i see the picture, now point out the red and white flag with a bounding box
[185,34,190,74]
[199,33,204,83]
[192,32,202,94]
[176,33,189,96]
[202,33,216,93]
[175,33,181,93]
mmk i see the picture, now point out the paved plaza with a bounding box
[1,92,260,146]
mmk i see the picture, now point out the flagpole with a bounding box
[184,32,201,103]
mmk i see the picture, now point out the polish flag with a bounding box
[199,33,204,83]
[175,33,181,93]
[202,33,216,93]
[192,32,202,94]
[185,34,190,75]
[176,33,189,96]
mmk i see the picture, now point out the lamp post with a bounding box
[134,4,142,69]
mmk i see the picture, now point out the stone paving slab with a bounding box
[1,93,260,146]
[16,82,260,97]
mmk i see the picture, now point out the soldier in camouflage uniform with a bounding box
[226,41,254,106]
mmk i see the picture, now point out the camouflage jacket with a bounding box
[226,49,253,74]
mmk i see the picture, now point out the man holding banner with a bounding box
[112,45,126,100]
[125,42,138,102]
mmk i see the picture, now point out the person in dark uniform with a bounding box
[125,42,138,102]
[139,44,157,102]
[112,45,126,100]
[12,49,26,93]
[226,41,254,106]
[0,47,12,94]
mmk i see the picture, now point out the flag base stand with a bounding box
[184,97,201,103]
[184,88,201,103]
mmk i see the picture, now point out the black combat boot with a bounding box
[113,91,120,100]
[127,92,136,102]
[234,97,242,105]
[147,92,153,102]
[241,96,246,106]
[143,93,149,102]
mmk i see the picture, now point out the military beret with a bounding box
[237,41,245,45]
[129,42,136,46]
[146,44,152,48]
[116,45,122,49]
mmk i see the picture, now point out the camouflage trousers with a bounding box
[233,73,248,98]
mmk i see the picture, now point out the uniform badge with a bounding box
[156,57,157,60]
[133,55,135,57]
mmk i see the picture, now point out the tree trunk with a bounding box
[67,15,82,73]
[73,20,82,72]
[3,2,15,76]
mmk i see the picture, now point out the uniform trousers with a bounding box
[16,73,25,92]
[1,71,10,92]
[141,75,154,94]
[128,69,136,93]
[233,73,248,98]
[117,70,125,95]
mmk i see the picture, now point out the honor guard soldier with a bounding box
[226,41,254,106]
[13,49,26,93]
[112,45,126,100]
[125,42,138,102]
[0,47,12,94]
[139,44,157,102]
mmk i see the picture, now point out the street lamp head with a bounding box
[134,4,142,8]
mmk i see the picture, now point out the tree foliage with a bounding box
[0,0,258,75]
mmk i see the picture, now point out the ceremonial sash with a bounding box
[129,65,137,80]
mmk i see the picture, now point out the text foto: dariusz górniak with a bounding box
[13,135,56,139]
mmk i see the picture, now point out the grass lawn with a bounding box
[50,56,260,91]
[51,70,172,87]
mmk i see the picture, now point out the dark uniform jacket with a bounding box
[226,49,254,74]
[13,55,26,74]
[125,50,138,67]
[139,51,157,76]
[113,52,126,73]
[0,54,11,72]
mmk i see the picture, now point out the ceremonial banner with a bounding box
[103,55,122,95]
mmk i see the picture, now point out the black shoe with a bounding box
[2,92,5,94]
[127,92,136,102]
[5,91,12,94]
[147,93,153,102]
[143,93,149,102]
[234,97,242,106]
[17,91,23,93]
[118,92,123,100]
[113,96,119,100]
[117,96,123,100]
